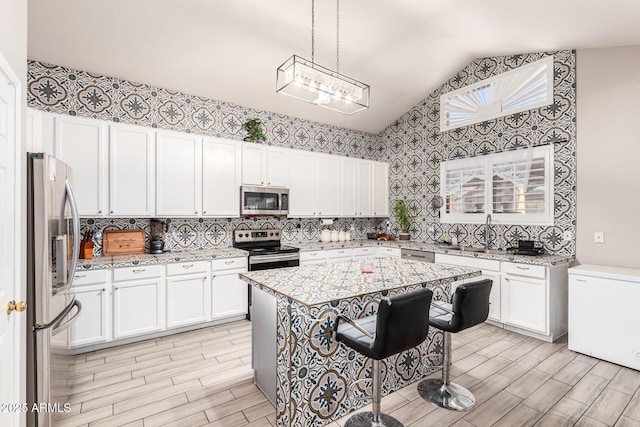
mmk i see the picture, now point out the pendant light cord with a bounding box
[311,0,315,64]
[336,0,340,73]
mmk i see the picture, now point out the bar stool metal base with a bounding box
[417,378,476,411]
[344,411,404,427]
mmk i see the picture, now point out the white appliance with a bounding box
[26,153,83,426]
[568,264,640,370]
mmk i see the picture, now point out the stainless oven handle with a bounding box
[249,253,300,264]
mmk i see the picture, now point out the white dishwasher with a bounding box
[568,264,640,370]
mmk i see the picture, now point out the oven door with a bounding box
[249,253,300,271]
[241,186,287,216]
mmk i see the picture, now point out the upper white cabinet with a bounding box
[202,138,241,217]
[357,160,373,217]
[54,116,108,216]
[241,144,289,187]
[315,154,341,217]
[289,150,316,217]
[109,124,155,216]
[341,158,357,217]
[372,162,389,217]
[156,131,203,216]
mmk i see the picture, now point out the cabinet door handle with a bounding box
[576,278,587,282]
[195,211,198,215]
[132,269,146,273]
[114,287,119,290]
[310,252,317,256]
[102,288,106,292]
[338,250,344,254]
[98,210,102,214]
[516,266,530,270]
[182,264,194,269]
[261,181,264,185]
[203,211,207,215]
[110,210,114,214]
[268,182,271,185]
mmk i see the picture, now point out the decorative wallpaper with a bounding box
[26,60,381,159]
[379,50,577,256]
[82,217,385,256]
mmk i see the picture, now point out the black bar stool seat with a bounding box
[335,288,433,427]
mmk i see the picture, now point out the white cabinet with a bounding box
[435,254,502,322]
[353,247,376,259]
[241,144,289,187]
[156,131,202,216]
[372,162,389,217]
[300,250,327,265]
[202,138,241,217]
[357,160,373,217]
[109,124,155,216]
[54,115,108,216]
[341,158,357,217]
[166,261,211,328]
[69,270,110,347]
[113,266,164,339]
[315,154,341,217]
[289,150,316,217]
[211,257,248,319]
[326,248,353,260]
[503,273,547,334]
[376,246,401,258]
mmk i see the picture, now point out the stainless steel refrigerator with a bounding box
[26,153,83,427]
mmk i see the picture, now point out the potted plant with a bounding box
[243,118,266,143]
[392,198,416,240]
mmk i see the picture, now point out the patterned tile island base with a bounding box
[240,258,481,427]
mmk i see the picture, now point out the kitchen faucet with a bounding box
[485,214,492,250]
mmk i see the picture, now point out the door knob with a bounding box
[7,300,27,315]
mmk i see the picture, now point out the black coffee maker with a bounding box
[149,219,168,254]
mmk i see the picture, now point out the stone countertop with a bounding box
[239,257,480,306]
[76,247,248,270]
[291,239,572,266]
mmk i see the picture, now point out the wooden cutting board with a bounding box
[102,229,145,256]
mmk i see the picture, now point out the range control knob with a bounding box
[245,233,249,237]
[269,232,274,236]
[275,232,279,236]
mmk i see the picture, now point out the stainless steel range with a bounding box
[233,228,300,271]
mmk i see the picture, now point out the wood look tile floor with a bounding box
[55,321,640,427]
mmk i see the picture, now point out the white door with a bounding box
[69,285,108,347]
[504,274,547,334]
[357,160,372,217]
[211,272,248,319]
[289,150,316,217]
[315,154,340,217]
[109,124,155,216]
[202,138,241,217]
[167,273,211,328]
[0,55,22,427]
[156,131,202,216]
[266,147,289,187]
[241,143,265,186]
[113,279,163,338]
[341,158,357,217]
[372,162,389,217]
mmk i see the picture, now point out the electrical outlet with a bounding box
[594,231,605,243]
[563,231,572,241]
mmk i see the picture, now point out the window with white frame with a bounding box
[440,145,554,225]
[440,56,554,131]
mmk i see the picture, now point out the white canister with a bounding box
[338,231,346,242]
[331,230,339,242]
[345,231,352,241]
[320,228,331,243]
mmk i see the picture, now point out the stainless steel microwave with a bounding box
[241,186,289,216]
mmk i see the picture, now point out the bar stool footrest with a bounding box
[344,411,405,427]
[417,378,476,411]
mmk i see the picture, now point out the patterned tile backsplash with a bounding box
[29,49,577,256]
[82,217,385,256]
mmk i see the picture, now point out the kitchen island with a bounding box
[239,257,481,427]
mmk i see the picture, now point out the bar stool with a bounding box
[417,279,492,411]
[335,288,433,427]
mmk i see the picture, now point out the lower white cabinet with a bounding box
[353,247,376,259]
[113,266,164,339]
[166,261,211,328]
[326,248,353,260]
[300,250,327,265]
[503,273,547,334]
[69,270,110,347]
[376,246,401,258]
[211,257,248,319]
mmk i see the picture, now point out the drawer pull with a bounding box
[225,260,234,265]
[338,250,344,254]
[132,269,146,274]
[516,266,530,270]
[75,274,86,279]
[576,278,587,282]
[182,264,194,269]
[310,252,317,256]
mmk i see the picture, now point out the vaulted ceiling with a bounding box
[27,0,640,134]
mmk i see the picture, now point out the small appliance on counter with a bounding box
[149,219,169,254]
[507,240,544,256]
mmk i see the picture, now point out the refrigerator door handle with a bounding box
[34,297,81,332]
[65,179,81,287]
[52,299,82,335]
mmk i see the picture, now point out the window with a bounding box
[440,145,554,225]
[440,56,554,131]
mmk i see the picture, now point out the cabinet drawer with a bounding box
[113,265,163,282]
[436,254,500,272]
[167,260,210,276]
[326,248,353,259]
[353,247,375,257]
[72,269,109,286]
[502,262,546,279]
[211,257,247,272]
[377,246,401,257]
[300,251,326,262]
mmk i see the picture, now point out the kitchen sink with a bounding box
[448,246,506,255]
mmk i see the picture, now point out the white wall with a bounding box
[576,46,640,269]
